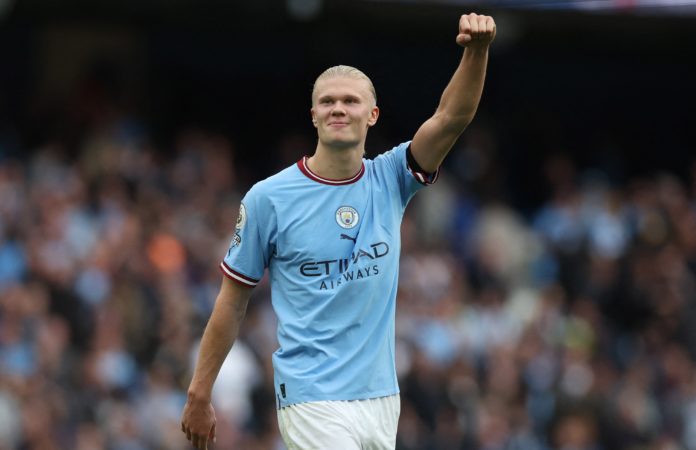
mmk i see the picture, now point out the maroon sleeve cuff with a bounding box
[219,261,259,287]
[406,144,439,185]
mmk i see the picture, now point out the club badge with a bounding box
[336,206,359,229]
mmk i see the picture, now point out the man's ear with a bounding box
[311,108,318,127]
[367,106,380,127]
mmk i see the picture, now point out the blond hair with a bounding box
[312,65,377,105]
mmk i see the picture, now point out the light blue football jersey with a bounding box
[221,141,437,407]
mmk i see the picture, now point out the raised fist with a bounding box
[456,13,496,48]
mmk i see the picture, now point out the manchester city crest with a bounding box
[336,206,359,229]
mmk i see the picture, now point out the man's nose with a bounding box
[331,102,346,114]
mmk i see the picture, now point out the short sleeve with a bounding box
[220,186,275,288]
[373,141,439,208]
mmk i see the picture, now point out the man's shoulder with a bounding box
[367,141,410,168]
[248,161,302,197]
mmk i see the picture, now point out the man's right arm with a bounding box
[181,276,254,450]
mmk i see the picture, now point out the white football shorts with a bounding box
[277,394,400,450]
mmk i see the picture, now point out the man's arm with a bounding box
[411,13,496,174]
[181,276,253,450]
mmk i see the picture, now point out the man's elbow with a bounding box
[433,111,474,135]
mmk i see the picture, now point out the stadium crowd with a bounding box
[1,81,696,450]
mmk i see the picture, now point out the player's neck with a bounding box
[308,143,364,180]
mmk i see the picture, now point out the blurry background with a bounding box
[1,0,696,449]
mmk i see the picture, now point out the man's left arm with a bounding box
[411,13,496,174]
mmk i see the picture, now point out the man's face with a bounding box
[311,76,379,149]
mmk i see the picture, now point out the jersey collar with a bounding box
[297,156,365,185]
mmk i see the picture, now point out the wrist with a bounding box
[187,386,212,404]
[464,45,489,56]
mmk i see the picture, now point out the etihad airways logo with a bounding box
[299,242,389,277]
[299,241,390,290]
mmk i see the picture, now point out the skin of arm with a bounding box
[181,276,253,450]
[411,13,496,174]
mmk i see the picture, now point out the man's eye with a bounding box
[321,99,333,105]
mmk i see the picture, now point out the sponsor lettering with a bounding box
[319,265,380,290]
[299,241,389,290]
[299,242,389,277]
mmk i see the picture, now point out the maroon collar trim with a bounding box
[297,156,365,185]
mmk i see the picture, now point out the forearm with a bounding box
[411,47,489,172]
[411,14,494,173]
[187,283,250,402]
[434,46,489,133]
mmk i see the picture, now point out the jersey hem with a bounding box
[276,387,400,409]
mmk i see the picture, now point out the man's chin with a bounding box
[322,138,361,150]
